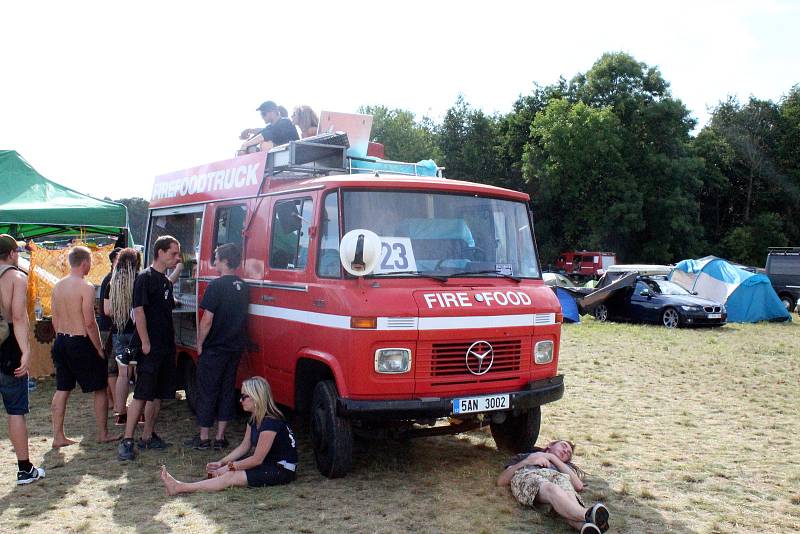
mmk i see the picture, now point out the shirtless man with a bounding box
[51,246,117,446]
[0,234,45,483]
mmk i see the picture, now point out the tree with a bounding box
[438,96,503,184]
[358,105,440,163]
[114,197,149,245]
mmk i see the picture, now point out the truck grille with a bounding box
[429,339,522,377]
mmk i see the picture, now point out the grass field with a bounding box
[1,319,798,533]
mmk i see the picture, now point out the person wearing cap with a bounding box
[239,100,299,154]
[0,234,46,484]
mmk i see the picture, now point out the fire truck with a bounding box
[145,116,564,477]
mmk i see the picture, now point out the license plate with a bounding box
[708,313,721,319]
[452,394,510,414]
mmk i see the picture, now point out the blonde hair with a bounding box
[292,105,319,134]
[241,376,284,426]
[109,248,141,332]
[68,246,91,268]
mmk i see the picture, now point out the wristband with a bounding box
[228,461,236,471]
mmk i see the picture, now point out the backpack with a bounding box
[0,264,19,346]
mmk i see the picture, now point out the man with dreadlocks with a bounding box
[105,248,141,425]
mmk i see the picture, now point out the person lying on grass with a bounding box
[161,376,297,495]
[497,439,610,534]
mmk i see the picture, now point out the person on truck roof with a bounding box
[497,440,610,533]
[239,100,299,154]
[292,105,319,138]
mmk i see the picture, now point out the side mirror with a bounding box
[639,289,651,297]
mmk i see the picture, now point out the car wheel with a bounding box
[594,304,609,322]
[490,407,541,452]
[661,307,680,328]
[310,380,353,479]
[779,294,796,312]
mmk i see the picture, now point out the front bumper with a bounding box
[336,375,564,420]
[681,310,727,326]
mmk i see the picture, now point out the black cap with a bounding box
[256,101,278,113]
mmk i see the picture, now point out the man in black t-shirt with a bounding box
[118,236,181,461]
[184,243,249,451]
[239,100,299,154]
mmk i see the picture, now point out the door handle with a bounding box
[262,295,275,302]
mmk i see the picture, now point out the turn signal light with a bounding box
[351,316,377,329]
[555,312,563,324]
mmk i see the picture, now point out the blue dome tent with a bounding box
[670,256,790,323]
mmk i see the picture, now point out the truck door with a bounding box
[254,194,317,397]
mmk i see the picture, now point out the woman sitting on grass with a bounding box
[497,439,610,533]
[161,376,297,494]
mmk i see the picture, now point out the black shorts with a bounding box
[245,463,296,488]
[133,348,176,402]
[196,348,241,428]
[52,334,107,393]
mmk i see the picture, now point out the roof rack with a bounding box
[267,133,350,178]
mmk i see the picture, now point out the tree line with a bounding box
[116,53,799,267]
[363,52,799,267]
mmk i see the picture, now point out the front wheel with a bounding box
[594,304,609,322]
[661,307,680,328]
[779,294,796,313]
[310,381,353,478]
[490,407,541,452]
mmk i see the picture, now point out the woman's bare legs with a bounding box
[114,363,129,415]
[535,481,588,530]
[160,466,248,495]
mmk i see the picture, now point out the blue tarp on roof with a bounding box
[670,256,790,323]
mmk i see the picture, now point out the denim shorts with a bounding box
[0,373,29,416]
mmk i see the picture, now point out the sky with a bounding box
[1,0,798,201]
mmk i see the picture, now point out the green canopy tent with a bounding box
[0,150,129,242]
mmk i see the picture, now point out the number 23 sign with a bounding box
[374,237,417,274]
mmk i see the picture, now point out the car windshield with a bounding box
[342,190,540,278]
[653,280,690,295]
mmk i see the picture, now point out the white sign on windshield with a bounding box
[373,237,418,274]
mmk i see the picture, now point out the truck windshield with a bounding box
[342,190,540,278]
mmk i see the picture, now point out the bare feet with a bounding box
[160,465,180,496]
[52,437,77,448]
[97,433,123,443]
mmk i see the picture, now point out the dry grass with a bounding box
[1,319,799,533]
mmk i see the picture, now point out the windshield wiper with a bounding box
[368,271,449,282]
[445,270,522,282]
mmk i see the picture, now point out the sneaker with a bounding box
[585,503,609,533]
[138,432,172,450]
[117,439,136,461]
[581,524,602,534]
[213,438,229,450]
[16,465,45,485]
[183,435,211,450]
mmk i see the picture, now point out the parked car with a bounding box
[765,247,800,312]
[592,277,727,328]
[553,251,616,281]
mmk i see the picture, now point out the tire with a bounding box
[310,380,353,478]
[661,307,680,329]
[594,304,609,322]
[182,358,198,414]
[490,406,541,452]
[779,294,796,313]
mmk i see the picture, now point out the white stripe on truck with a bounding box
[248,304,556,330]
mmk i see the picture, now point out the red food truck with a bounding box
[146,129,564,477]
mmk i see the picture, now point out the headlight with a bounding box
[534,340,553,364]
[374,348,411,374]
[680,305,699,311]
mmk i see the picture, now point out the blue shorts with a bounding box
[0,373,29,416]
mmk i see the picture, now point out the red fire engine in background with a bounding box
[146,116,564,477]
